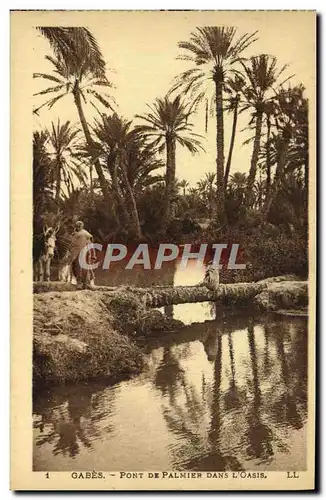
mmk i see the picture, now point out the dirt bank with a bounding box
[33,288,183,386]
[34,290,141,386]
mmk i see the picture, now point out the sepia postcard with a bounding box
[11,10,316,491]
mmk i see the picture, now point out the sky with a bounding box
[31,11,315,187]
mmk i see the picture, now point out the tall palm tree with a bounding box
[263,85,306,217]
[224,75,246,187]
[239,54,291,206]
[93,113,143,238]
[172,27,258,220]
[34,27,115,202]
[136,95,203,225]
[47,119,86,201]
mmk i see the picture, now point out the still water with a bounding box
[33,261,307,471]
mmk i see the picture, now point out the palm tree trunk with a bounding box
[164,135,176,225]
[245,110,263,207]
[263,135,290,218]
[73,84,109,201]
[89,165,93,195]
[224,98,239,188]
[108,155,130,228]
[55,161,61,202]
[265,115,271,199]
[120,156,142,239]
[215,79,225,218]
[304,154,308,208]
[61,166,72,198]
[208,187,213,218]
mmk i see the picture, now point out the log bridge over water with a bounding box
[34,277,308,312]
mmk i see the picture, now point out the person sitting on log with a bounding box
[202,261,220,292]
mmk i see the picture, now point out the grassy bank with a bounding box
[33,291,144,387]
[33,288,183,387]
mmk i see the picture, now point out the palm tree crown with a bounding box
[135,95,204,153]
[47,120,86,200]
[33,54,115,116]
[37,27,106,77]
[173,27,258,91]
[229,172,247,190]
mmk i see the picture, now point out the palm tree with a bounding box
[124,138,165,195]
[92,113,143,238]
[224,75,246,187]
[172,27,258,220]
[197,172,216,217]
[239,54,291,207]
[226,172,247,220]
[47,119,86,201]
[33,130,54,232]
[179,179,189,196]
[263,100,276,199]
[284,85,309,207]
[229,171,247,191]
[263,85,306,217]
[253,178,266,210]
[34,27,115,202]
[136,95,203,225]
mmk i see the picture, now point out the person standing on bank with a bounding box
[70,220,96,289]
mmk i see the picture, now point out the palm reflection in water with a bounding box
[33,383,116,459]
[33,313,307,471]
[153,314,307,470]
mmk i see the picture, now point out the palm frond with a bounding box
[33,72,64,84]
[87,89,115,110]
[37,27,107,78]
[33,84,66,96]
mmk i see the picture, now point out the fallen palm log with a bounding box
[139,283,267,307]
[33,279,308,311]
[33,282,266,305]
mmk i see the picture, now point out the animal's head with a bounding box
[75,220,84,232]
[43,224,60,258]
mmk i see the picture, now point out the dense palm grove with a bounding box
[33,27,308,281]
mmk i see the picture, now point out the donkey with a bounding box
[34,225,60,281]
[57,234,73,283]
